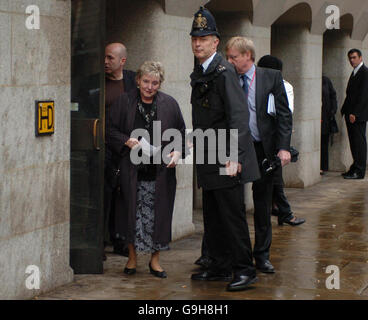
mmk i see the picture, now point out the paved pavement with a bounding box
[36,172,368,300]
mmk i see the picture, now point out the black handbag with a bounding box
[290,146,299,162]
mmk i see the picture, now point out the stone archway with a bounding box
[271,3,320,188]
[322,14,356,173]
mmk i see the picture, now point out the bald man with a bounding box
[104,43,136,259]
[105,42,136,109]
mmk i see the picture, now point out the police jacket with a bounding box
[190,53,260,190]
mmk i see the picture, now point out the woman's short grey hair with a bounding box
[225,36,256,62]
[136,61,165,84]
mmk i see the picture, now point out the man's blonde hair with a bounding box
[225,36,256,62]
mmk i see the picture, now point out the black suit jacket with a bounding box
[341,64,368,122]
[254,66,292,159]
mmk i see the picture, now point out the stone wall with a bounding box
[272,26,323,187]
[0,0,73,299]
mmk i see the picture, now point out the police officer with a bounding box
[189,7,261,291]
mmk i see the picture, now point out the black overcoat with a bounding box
[321,76,338,135]
[190,53,260,190]
[107,90,186,245]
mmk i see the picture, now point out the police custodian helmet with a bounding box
[190,6,220,38]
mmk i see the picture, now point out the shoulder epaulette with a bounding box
[216,64,226,73]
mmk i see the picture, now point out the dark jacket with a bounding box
[122,69,137,93]
[107,90,186,245]
[254,66,292,160]
[341,64,368,122]
[321,76,338,135]
[76,69,137,119]
[190,53,260,190]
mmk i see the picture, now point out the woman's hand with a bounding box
[125,138,140,149]
[167,151,181,168]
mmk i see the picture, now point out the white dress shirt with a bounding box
[201,52,217,73]
[283,80,294,114]
[354,62,363,76]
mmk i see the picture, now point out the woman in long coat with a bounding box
[321,75,338,174]
[107,61,186,278]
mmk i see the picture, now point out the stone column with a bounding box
[272,26,323,187]
[106,0,195,240]
[0,0,73,299]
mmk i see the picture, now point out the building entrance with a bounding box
[70,0,106,274]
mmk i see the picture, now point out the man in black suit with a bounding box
[226,37,292,273]
[189,7,261,291]
[341,48,368,179]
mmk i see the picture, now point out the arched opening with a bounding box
[322,14,355,173]
[270,3,320,188]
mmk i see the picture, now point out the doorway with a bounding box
[70,0,106,274]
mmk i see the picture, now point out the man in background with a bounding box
[341,49,368,179]
[104,42,136,258]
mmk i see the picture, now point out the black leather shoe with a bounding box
[343,172,364,179]
[191,270,232,281]
[278,214,306,226]
[194,256,212,269]
[256,260,275,273]
[341,170,352,177]
[124,267,136,275]
[226,274,258,291]
[149,263,167,278]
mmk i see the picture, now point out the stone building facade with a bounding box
[1,0,368,299]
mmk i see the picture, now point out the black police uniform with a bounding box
[190,7,260,286]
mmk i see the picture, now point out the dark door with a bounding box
[70,0,105,274]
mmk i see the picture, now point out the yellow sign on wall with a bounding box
[36,101,54,136]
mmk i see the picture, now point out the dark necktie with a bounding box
[242,74,249,96]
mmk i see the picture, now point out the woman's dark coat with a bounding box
[107,90,186,245]
[321,76,338,135]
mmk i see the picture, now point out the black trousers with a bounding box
[252,142,274,263]
[272,165,292,216]
[345,116,367,176]
[320,133,329,171]
[202,184,255,276]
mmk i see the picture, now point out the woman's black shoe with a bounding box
[124,267,136,275]
[149,262,167,278]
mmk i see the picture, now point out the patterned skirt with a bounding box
[134,181,169,253]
